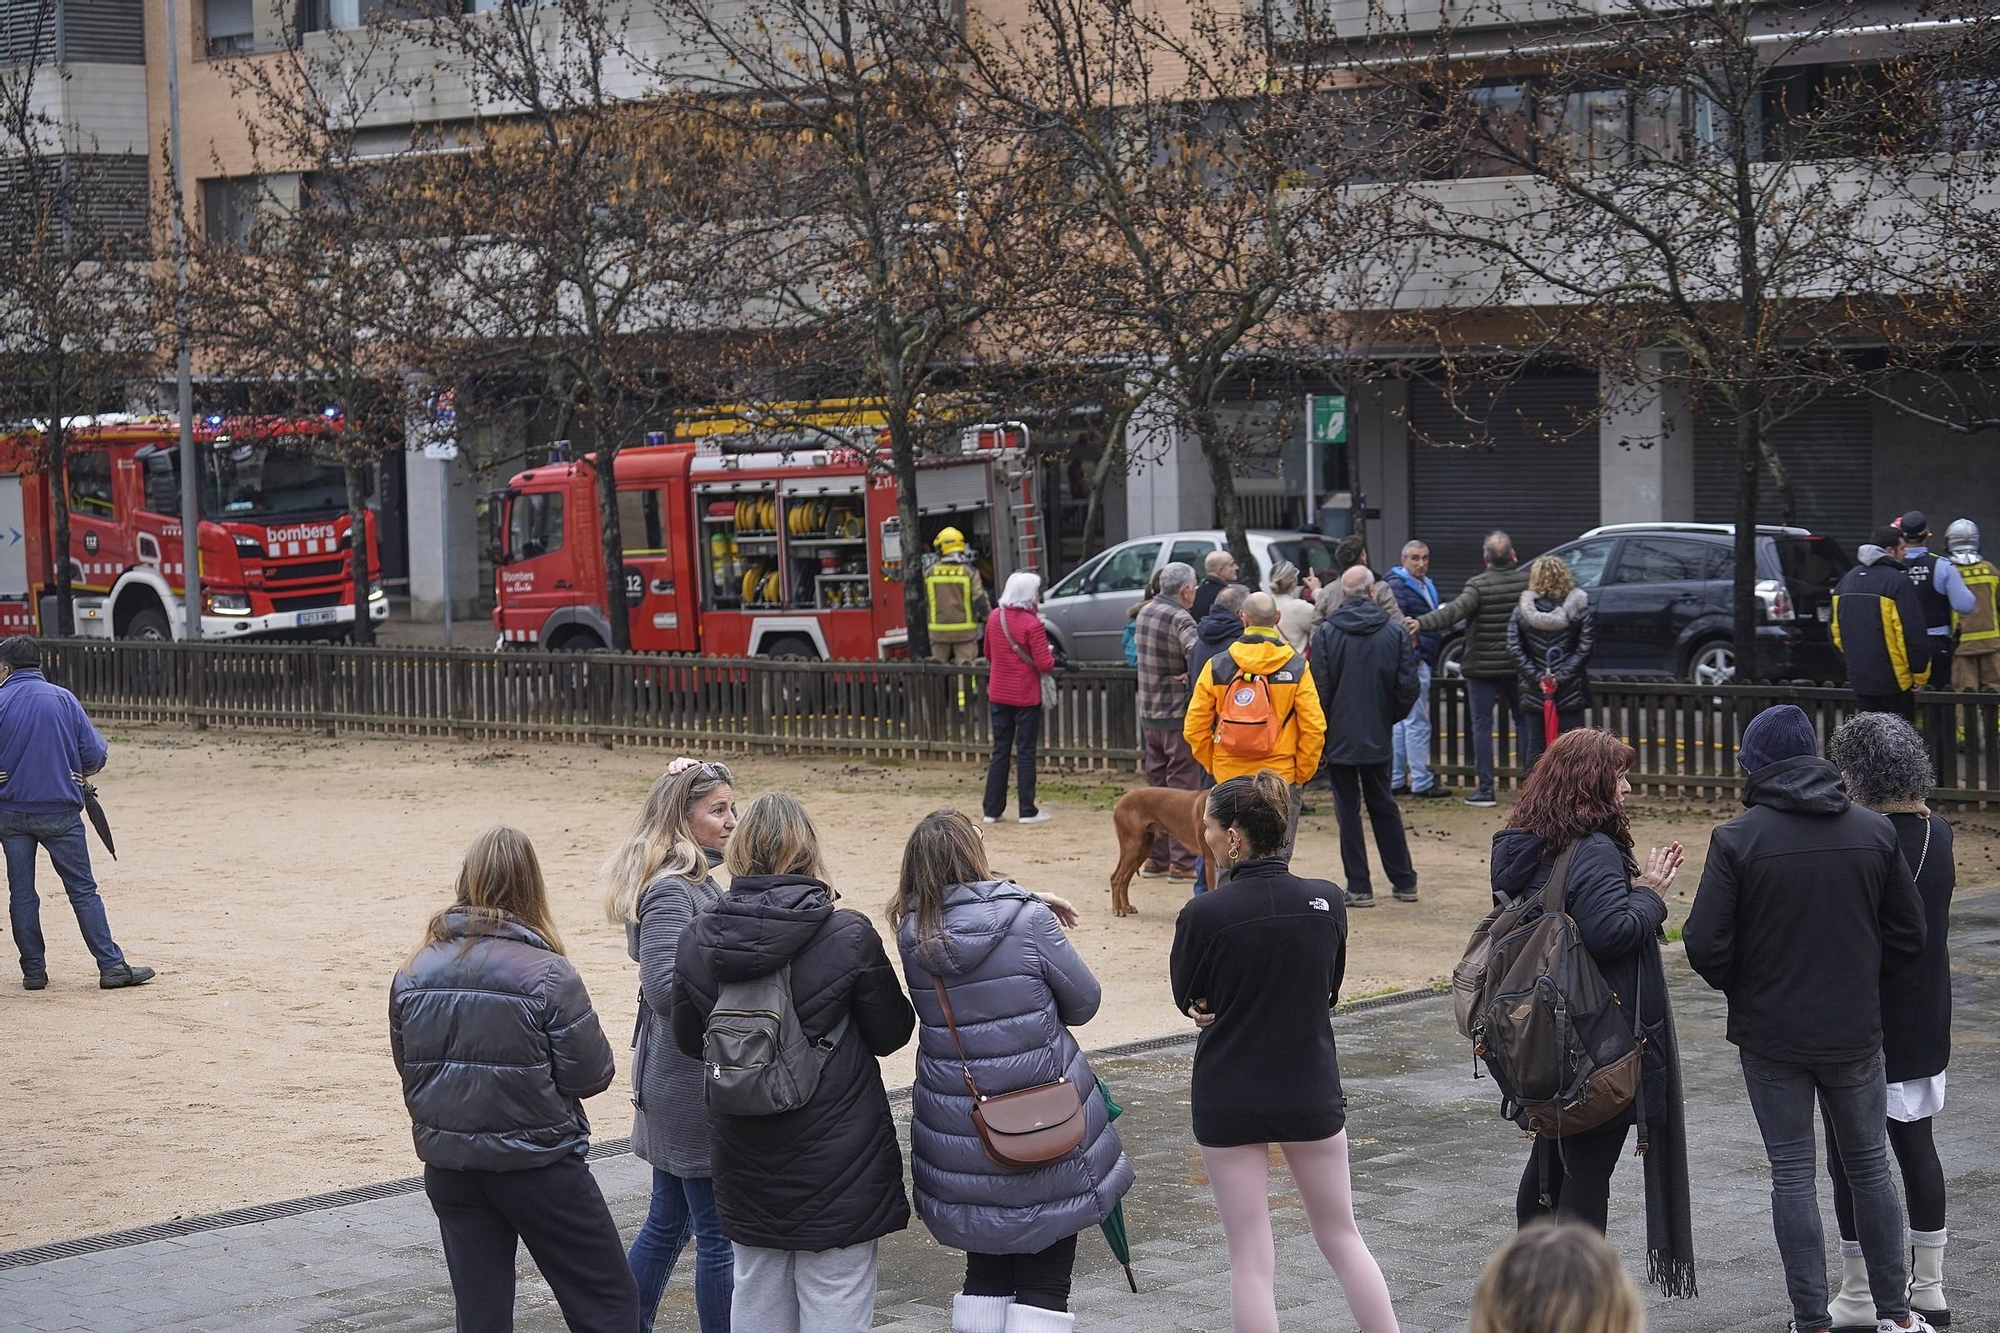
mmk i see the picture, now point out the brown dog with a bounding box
[1108,786,1210,916]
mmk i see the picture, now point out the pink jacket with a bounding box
[983,606,1054,707]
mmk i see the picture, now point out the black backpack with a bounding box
[1450,844,1641,1139]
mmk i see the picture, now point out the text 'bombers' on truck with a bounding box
[490,404,1037,659]
[0,415,389,641]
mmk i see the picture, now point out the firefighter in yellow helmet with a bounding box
[925,526,991,664]
[1947,519,2000,690]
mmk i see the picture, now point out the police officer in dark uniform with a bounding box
[1895,511,1975,687]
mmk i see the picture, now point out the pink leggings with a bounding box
[1200,1133,1400,1333]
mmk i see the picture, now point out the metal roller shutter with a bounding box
[1409,373,1602,593]
[1693,394,1874,555]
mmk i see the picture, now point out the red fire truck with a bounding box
[0,415,388,641]
[490,406,1037,658]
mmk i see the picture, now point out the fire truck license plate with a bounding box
[298,609,339,627]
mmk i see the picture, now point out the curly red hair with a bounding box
[1506,729,1636,852]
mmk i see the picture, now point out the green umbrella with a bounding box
[1096,1077,1138,1293]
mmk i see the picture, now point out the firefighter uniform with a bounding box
[925,528,990,665]
[1832,542,1932,719]
[1948,519,2000,690]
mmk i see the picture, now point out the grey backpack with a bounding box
[702,962,850,1116]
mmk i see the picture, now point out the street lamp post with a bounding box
[163,0,200,640]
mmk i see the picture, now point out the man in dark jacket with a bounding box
[672,870,915,1324]
[0,637,151,990]
[1188,583,1249,684]
[1684,705,1930,1333]
[1834,525,1933,720]
[1190,548,1239,620]
[1384,540,1448,798]
[1309,567,1421,907]
[1416,532,1531,807]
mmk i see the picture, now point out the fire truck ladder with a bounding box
[1010,498,1041,575]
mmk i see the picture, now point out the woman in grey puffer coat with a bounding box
[891,809,1134,1333]
[604,759,738,1333]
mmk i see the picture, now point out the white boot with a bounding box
[1829,1238,1877,1331]
[1005,1304,1076,1333]
[953,1294,1013,1333]
[1908,1228,1949,1327]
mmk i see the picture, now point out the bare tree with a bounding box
[1351,0,1990,678]
[0,0,152,633]
[398,0,742,650]
[193,21,433,644]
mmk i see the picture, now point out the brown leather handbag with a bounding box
[931,976,1086,1170]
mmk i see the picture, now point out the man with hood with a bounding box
[1184,592,1325,863]
[1833,526,1933,719]
[1309,567,1421,907]
[1944,518,2000,689]
[1188,583,1249,685]
[1684,705,1931,1333]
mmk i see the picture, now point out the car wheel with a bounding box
[1437,636,1465,679]
[1686,639,1736,685]
[124,607,172,642]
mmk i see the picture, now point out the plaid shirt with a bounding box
[1134,594,1199,723]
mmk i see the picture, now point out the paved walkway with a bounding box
[7,893,1997,1333]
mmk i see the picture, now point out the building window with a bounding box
[202,177,267,247]
[298,0,434,32]
[205,0,254,55]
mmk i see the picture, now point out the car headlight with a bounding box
[368,581,387,602]
[205,592,252,615]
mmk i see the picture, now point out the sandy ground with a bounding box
[9,730,2000,1250]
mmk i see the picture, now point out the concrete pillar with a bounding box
[1352,379,1412,558]
[1124,391,1214,535]
[1599,351,1694,525]
[402,448,482,623]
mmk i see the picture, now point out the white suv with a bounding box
[1040,529,1336,663]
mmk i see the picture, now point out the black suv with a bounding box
[1440,523,1852,683]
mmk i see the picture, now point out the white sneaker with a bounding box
[1879,1318,1938,1333]
[981,816,1000,825]
[1018,810,1054,824]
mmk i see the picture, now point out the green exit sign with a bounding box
[1310,395,1348,445]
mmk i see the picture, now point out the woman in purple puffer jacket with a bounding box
[890,809,1133,1333]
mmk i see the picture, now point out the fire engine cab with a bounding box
[491,407,1038,658]
[0,415,388,641]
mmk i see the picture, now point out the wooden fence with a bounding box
[36,640,2000,798]
[38,640,1144,768]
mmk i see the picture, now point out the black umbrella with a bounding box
[80,780,116,860]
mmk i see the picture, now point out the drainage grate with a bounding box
[0,995,1447,1272]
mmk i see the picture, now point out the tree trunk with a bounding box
[1731,406,1762,682]
[1077,404,1133,563]
[888,415,930,661]
[345,460,374,647]
[592,416,631,652]
[1194,407,1256,585]
[50,420,74,637]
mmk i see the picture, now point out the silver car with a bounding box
[1040,529,1338,663]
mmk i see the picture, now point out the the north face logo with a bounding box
[1308,897,1330,912]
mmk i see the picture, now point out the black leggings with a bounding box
[1827,1111,1946,1236]
[1515,1118,1632,1234]
[965,1233,1079,1312]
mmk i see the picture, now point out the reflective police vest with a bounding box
[1955,559,2000,648]
[925,561,977,634]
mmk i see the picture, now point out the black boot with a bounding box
[99,963,156,989]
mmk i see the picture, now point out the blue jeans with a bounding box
[628,1168,732,1333]
[1739,1049,1909,1330]
[3,809,123,976]
[1466,677,1518,798]
[1391,661,1434,792]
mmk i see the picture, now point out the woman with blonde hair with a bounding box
[1470,1221,1645,1333]
[1507,553,1597,772]
[391,826,635,1331]
[604,757,739,1332]
[672,793,915,1332]
[892,809,1132,1333]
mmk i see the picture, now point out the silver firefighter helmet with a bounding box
[1947,518,1981,562]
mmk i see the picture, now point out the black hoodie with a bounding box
[671,874,915,1250]
[1684,756,1927,1064]
[1189,604,1246,683]
[1309,597,1420,766]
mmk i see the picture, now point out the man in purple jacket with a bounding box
[0,637,152,990]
